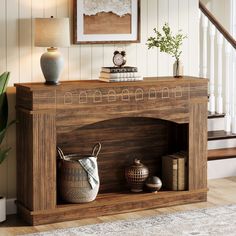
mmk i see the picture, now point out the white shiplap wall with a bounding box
[0,0,199,198]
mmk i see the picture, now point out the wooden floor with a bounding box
[1,177,236,236]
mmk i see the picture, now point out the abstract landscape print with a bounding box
[84,0,132,34]
[74,0,139,43]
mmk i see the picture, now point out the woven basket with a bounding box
[57,143,101,203]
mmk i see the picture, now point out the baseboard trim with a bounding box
[6,198,17,215]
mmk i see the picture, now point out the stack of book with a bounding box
[161,151,187,191]
[99,66,143,82]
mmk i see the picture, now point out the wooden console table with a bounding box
[15,76,208,225]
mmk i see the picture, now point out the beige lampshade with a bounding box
[34,17,70,47]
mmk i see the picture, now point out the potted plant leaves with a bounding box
[0,72,15,222]
[147,23,187,77]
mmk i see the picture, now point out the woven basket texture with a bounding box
[58,158,99,203]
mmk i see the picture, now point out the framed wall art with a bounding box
[73,0,140,44]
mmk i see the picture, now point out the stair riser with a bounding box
[208,158,236,179]
[208,117,225,131]
[208,139,236,150]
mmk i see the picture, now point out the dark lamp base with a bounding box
[45,81,60,85]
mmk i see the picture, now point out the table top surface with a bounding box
[14,76,208,91]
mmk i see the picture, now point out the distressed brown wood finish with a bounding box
[57,118,187,193]
[16,109,56,211]
[15,76,208,225]
[189,103,208,190]
[17,189,207,225]
[208,147,236,161]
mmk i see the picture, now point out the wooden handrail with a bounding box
[199,1,236,50]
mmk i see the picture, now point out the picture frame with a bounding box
[73,0,140,44]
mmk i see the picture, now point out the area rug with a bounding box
[21,205,236,236]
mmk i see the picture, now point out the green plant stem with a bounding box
[176,59,179,77]
[147,23,187,63]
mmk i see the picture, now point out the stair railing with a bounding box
[199,1,236,133]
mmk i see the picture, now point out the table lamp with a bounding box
[34,17,70,85]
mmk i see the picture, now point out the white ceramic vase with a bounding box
[40,47,64,85]
[0,196,6,222]
[173,60,183,78]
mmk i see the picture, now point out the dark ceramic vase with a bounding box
[125,159,149,192]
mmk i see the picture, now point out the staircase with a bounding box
[199,1,236,178]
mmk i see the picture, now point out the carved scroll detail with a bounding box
[64,92,73,105]
[108,90,117,102]
[79,91,88,104]
[135,88,144,101]
[93,90,102,103]
[175,86,182,98]
[122,89,130,101]
[149,88,157,100]
[162,87,169,99]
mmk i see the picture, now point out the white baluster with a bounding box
[230,0,236,36]
[225,41,232,132]
[232,50,236,133]
[202,14,208,78]
[230,0,236,133]
[216,32,223,114]
[209,24,216,113]
[199,10,202,77]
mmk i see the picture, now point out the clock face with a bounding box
[113,53,126,67]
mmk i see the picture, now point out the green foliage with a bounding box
[0,72,15,164]
[147,23,187,61]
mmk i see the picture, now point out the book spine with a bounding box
[177,151,187,190]
[177,157,185,191]
[162,155,177,191]
[99,77,143,82]
[102,67,138,73]
[172,158,178,191]
[100,72,141,79]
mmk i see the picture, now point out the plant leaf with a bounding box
[146,23,187,61]
[0,147,11,164]
[0,72,10,108]
[0,72,10,133]
[0,119,16,144]
[0,72,13,165]
[0,93,8,132]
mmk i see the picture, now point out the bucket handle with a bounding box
[57,147,66,160]
[92,142,102,158]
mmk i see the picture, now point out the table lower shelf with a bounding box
[18,188,208,225]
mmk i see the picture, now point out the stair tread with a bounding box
[208,130,236,140]
[208,147,236,161]
[208,112,225,119]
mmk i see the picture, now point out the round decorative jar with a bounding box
[125,159,149,192]
[145,176,162,193]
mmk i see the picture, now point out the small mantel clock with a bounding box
[113,51,127,67]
